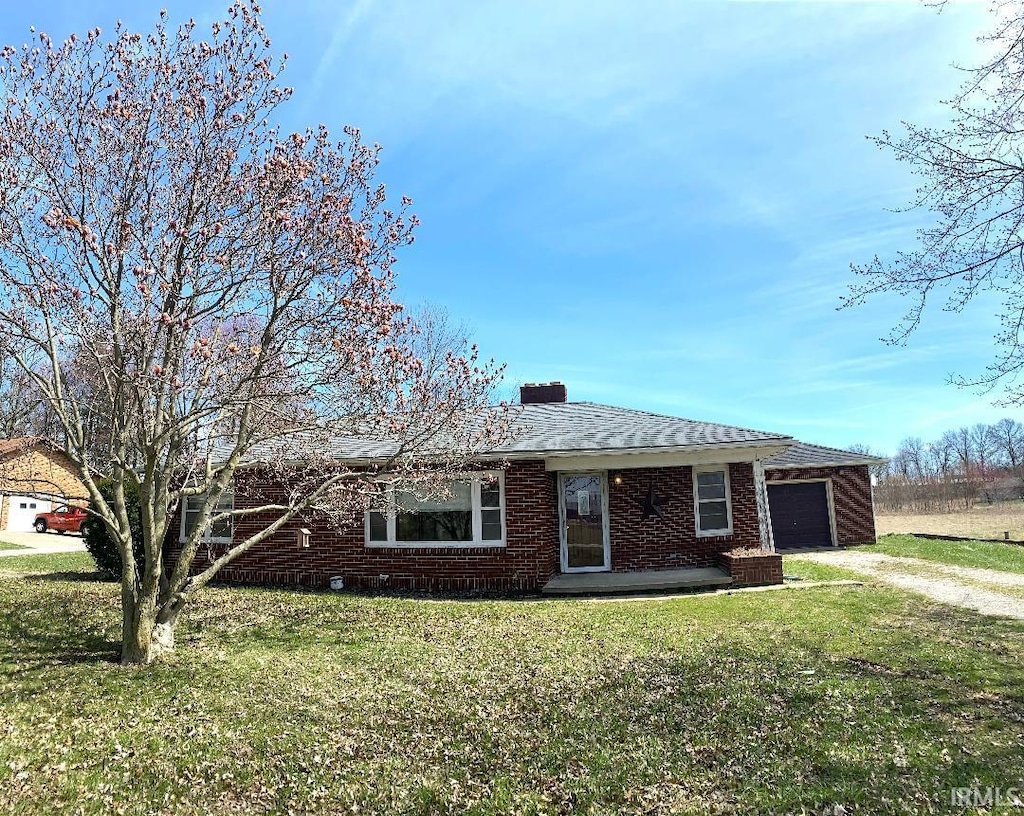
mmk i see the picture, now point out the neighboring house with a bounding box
[175,383,885,593]
[0,438,89,532]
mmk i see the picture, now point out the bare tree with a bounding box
[845,1,1024,404]
[991,417,1024,470]
[971,423,997,473]
[943,428,977,508]
[900,437,927,482]
[845,442,889,481]
[0,348,41,438]
[970,422,999,501]
[0,7,510,664]
[991,417,1024,496]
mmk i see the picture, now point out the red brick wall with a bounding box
[167,460,765,592]
[716,551,783,587]
[606,463,761,572]
[0,445,89,529]
[765,465,876,545]
[171,460,561,592]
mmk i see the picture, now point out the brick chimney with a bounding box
[520,381,568,404]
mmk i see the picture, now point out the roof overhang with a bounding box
[233,438,799,471]
[765,456,887,471]
[538,439,794,472]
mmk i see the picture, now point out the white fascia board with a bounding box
[542,441,793,472]
[235,438,799,470]
[765,458,887,471]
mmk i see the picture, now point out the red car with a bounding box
[33,505,88,534]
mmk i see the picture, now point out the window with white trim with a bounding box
[694,466,732,536]
[180,489,234,544]
[366,472,505,547]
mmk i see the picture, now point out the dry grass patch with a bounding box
[877,501,1024,540]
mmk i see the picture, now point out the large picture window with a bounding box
[180,489,234,544]
[693,466,732,536]
[366,473,505,548]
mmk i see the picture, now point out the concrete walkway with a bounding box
[798,550,1024,620]
[543,566,732,595]
[0,529,86,556]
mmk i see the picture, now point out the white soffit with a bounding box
[543,444,792,472]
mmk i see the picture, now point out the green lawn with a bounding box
[1,552,1022,815]
[0,550,95,573]
[782,555,867,583]
[0,540,27,551]
[866,533,1024,575]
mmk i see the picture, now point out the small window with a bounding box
[29,503,36,509]
[19,503,26,509]
[366,472,505,548]
[694,466,732,536]
[181,489,234,543]
[368,510,388,542]
[480,476,502,541]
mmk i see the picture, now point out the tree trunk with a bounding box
[120,592,180,665]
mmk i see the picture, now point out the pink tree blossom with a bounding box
[0,4,511,665]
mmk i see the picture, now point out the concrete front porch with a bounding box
[542,566,733,596]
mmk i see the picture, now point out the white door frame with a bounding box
[557,471,611,573]
[766,478,838,548]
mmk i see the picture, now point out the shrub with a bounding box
[82,479,145,581]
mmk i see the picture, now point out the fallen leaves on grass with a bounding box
[0,562,1022,815]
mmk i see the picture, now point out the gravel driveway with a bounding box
[798,550,1024,620]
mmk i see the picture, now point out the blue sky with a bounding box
[2,0,1014,454]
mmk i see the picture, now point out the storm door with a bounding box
[559,473,610,572]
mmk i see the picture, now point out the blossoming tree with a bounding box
[0,4,510,664]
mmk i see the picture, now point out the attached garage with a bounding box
[764,442,885,550]
[3,496,51,532]
[767,481,833,550]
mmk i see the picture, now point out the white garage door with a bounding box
[4,496,51,531]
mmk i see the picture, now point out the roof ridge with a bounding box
[790,440,874,456]
[530,401,791,440]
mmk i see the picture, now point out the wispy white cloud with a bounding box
[137,1,1014,452]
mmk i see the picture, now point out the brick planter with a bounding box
[716,549,783,588]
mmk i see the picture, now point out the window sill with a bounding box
[365,541,506,550]
[178,537,233,545]
[695,529,733,538]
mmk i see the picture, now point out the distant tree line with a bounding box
[859,419,1024,513]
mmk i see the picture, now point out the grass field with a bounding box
[1,550,1022,815]
[0,540,27,551]
[867,534,1024,575]
[877,501,1024,540]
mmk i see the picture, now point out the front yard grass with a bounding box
[781,555,867,583]
[867,533,1024,576]
[0,539,27,551]
[1,551,1022,815]
[0,550,96,574]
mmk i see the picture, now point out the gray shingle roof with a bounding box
[765,441,886,470]
[494,402,791,455]
[234,402,796,463]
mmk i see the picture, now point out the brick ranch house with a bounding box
[175,383,885,594]
[0,438,90,532]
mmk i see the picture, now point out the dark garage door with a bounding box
[767,482,833,550]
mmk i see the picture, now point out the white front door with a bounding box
[559,473,610,572]
[5,496,50,531]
